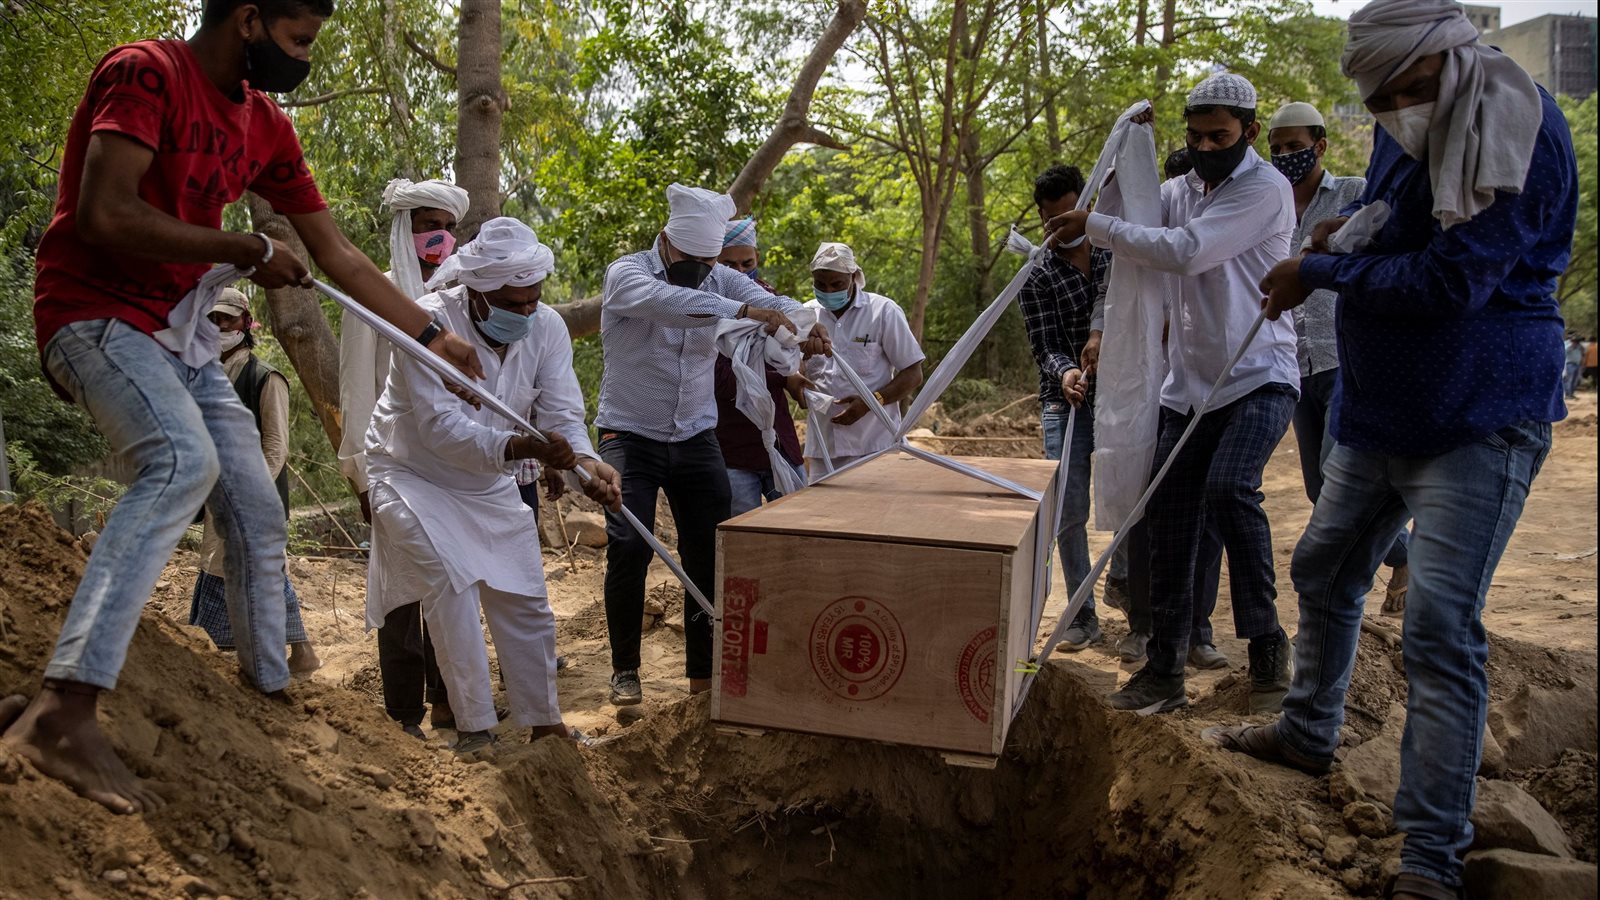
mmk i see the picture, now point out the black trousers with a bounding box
[599,429,730,679]
[377,601,447,726]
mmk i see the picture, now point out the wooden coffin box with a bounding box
[711,451,1060,766]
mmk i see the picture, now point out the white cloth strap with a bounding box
[714,310,817,496]
[153,264,243,368]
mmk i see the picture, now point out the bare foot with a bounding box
[288,641,323,676]
[0,682,165,815]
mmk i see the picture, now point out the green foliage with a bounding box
[0,255,106,473]
[1557,93,1597,337]
[4,443,125,521]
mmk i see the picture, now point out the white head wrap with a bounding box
[723,216,758,248]
[1186,73,1257,110]
[810,241,866,291]
[1342,0,1540,228]
[425,217,554,292]
[382,178,472,300]
[1269,102,1325,131]
[663,184,736,257]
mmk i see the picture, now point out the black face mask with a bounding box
[1188,136,1250,186]
[245,29,311,94]
[665,259,712,289]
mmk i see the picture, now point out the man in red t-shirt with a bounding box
[0,0,485,816]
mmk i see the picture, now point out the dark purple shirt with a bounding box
[713,276,802,471]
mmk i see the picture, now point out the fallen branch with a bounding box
[1360,616,1402,649]
[288,463,361,550]
[477,874,588,893]
[279,86,384,108]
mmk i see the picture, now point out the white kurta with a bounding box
[801,291,924,459]
[362,287,596,629]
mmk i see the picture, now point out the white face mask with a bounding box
[1375,101,1435,161]
[219,330,246,353]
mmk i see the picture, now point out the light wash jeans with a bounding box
[1041,401,1094,613]
[1275,421,1550,886]
[727,462,806,518]
[43,320,291,693]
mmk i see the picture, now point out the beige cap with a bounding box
[210,287,249,317]
[1269,102,1325,130]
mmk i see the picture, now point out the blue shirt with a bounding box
[1300,88,1576,457]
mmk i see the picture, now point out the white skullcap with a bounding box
[810,241,866,291]
[663,184,736,257]
[211,287,249,317]
[1187,72,1257,110]
[1269,102,1325,130]
[723,216,758,248]
[425,217,554,292]
[381,178,471,218]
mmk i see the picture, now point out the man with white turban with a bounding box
[596,184,830,706]
[339,177,471,739]
[1047,72,1299,718]
[364,217,622,754]
[802,241,924,474]
[1213,4,1579,896]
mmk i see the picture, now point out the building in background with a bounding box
[1487,14,1597,99]
[1463,4,1501,34]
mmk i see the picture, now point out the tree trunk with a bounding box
[1135,0,1149,47]
[1037,3,1060,155]
[246,193,344,452]
[552,295,602,338]
[907,196,946,340]
[455,0,504,239]
[381,0,420,179]
[962,128,999,379]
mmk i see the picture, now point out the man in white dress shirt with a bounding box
[596,184,830,706]
[1048,73,1299,716]
[365,218,621,753]
[339,177,470,738]
[801,241,924,476]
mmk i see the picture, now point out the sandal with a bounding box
[1201,723,1333,775]
[1386,873,1461,900]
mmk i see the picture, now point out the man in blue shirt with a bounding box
[1206,3,1577,897]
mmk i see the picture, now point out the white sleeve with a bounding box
[337,308,377,492]
[1084,175,1286,277]
[531,313,599,461]
[878,299,926,371]
[603,255,744,326]
[391,343,518,476]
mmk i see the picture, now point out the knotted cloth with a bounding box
[426,217,554,292]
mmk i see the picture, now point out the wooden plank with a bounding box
[715,531,1011,756]
[721,451,1058,552]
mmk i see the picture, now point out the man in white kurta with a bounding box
[364,218,621,749]
[801,242,925,478]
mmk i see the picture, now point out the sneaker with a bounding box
[453,729,498,758]
[1117,631,1149,663]
[1103,577,1131,614]
[1107,668,1188,714]
[1059,609,1103,652]
[401,723,426,740]
[1187,643,1230,670]
[1247,627,1293,714]
[1381,564,1408,617]
[609,669,643,706]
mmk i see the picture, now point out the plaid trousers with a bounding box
[190,570,308,650]
[1145,383,1296,677]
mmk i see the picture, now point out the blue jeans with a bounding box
[1277,421,1550,886]
[43,320,291,693]
[727,462,805,518]
[1292,368,1409,568]
[1564,360,1582,397]
[1042,401,1095,613]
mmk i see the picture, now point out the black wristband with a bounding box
[415,318,443,348]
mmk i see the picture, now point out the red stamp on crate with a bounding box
[809,597,906,701]
[957,626,997,723]
[721,577,761,698]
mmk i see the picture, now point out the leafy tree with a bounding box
[1558,93,1596,336]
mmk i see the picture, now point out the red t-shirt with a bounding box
[33,39,327,357]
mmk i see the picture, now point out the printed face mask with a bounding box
[814,287,852,311]
[666,259,712,289]
[244,29,311,94]
[1374,102,1434,160]
[1272,146,1319,184]
[413,230,456,267]
[473,292,533,344]
[219,330,246,353]
[1187,135,1250,185]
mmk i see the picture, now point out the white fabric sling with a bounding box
[714,308,818,496]
[153,263,244,368]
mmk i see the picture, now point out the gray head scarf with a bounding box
[1342,0,1541,229]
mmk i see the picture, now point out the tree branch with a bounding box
[405,29,457,77]
[279,86,385,108]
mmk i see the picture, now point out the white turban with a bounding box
[723,216,758,248]
[1342,0,1540,228]
[811,241,866,291]
[1187,73,1257,110]
[425,217,554,292]
[663,184,736,257]
[382,178,472,300]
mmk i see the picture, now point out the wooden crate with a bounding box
[711,451,1060,766]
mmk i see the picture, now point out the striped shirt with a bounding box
[1292,170,1366,377]
[596,241,803,442]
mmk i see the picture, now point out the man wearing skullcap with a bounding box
[1048,72,1299,717]
[802,241,925,475]
[365,218,622,754]
[340,177,471,738]
[597,185,831,706]
[1212,3,1578,896]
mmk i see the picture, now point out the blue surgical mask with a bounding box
[814,286,852,311]
[745,267,762,282]
[472,292,534,344]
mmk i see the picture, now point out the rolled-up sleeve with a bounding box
[1085,175,1283,278]
[603,256,743,326]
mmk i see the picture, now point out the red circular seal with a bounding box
[957,626,998,723]
[809,597,907,701]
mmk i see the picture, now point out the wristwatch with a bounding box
[415,317,444,348]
